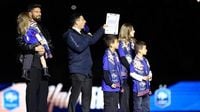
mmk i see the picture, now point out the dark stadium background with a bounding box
[1,0,200,92]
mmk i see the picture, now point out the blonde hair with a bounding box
[17,12,30,36]
[118,23,135,43]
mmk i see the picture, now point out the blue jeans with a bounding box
[133,92,150,112]
[103,91,119,112]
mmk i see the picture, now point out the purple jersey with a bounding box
[130,55,151,96]
[102,49,122,92]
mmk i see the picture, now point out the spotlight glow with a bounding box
[71,5,77,10]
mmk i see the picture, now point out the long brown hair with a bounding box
[17,12,30,36]
[118,23,135,43]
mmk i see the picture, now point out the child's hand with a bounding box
[120,88,124,93]
[142,76,149,81]
[148,76,152,81]
[111,83,120,88]
[111,84,117,88]
[143,76,152,81]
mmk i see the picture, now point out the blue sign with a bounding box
[154,86,171,108]
[3,89,19,110]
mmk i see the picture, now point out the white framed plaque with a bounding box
[105,13,120,35]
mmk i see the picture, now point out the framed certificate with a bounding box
[105,13,120,35]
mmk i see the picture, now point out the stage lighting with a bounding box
[71,5,77,10]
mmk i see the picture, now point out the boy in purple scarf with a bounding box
[130,40,152,112]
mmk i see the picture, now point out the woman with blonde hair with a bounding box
[117,23,136,112]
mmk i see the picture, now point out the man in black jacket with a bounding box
[17,3,52,112]
[63,12,106,112]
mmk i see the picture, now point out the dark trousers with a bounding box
[103,91,119,112]
[26,67,48,112]
[68,74,92,112]
[119,79,130,112]
[133,92,150,112]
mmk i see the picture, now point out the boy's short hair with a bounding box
[69,12,82,27]
[27,3,42,12]
[135,40,146,53]
[104,34,118,47]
